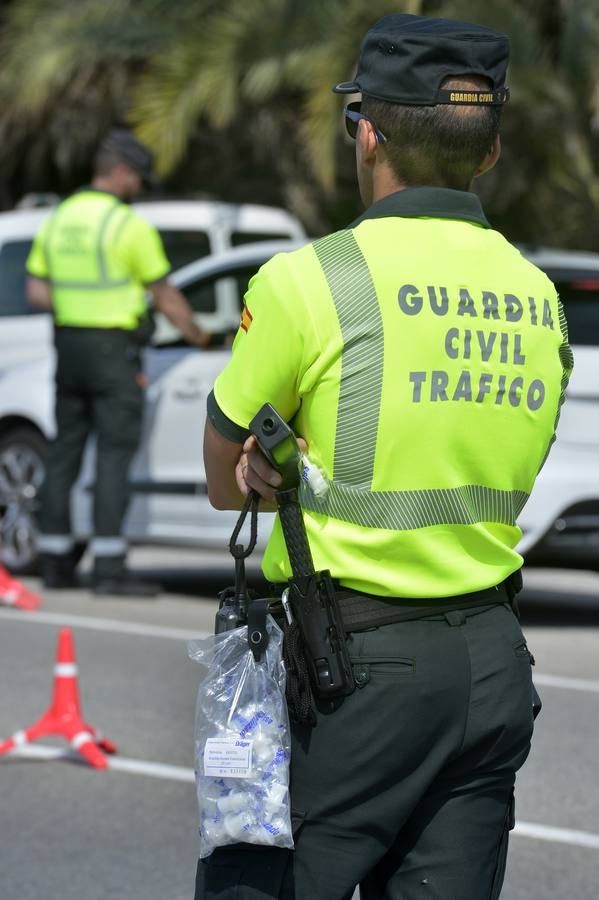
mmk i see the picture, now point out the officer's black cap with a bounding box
[99,129,156,185]
[333,14,510,107]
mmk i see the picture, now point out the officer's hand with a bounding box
[236,435,307,501]
[190,325,212,348]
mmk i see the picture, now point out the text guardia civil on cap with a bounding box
[333,13,510,107]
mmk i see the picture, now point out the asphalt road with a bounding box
[1,552,598,900]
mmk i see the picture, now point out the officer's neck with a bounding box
[371,171,474,206]
[370,166,407,205]
[90,175,125,200]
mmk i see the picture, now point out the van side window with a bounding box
[231,232,290,246]
[551,277,599,346]
[184,277,217,314]
[158,230,211,271]
[183,265,262,316]
[0,240,39,316]
[155,264,264,349]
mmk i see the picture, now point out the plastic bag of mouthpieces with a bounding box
[188,616,293,858]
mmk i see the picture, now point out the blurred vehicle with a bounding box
[516,248,599,569]
[0,199,306,371]
[0,242,597,573]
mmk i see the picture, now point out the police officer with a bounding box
[26,129,210,596]
[200,13,572,900]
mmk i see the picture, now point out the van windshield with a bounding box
[159,230,211,271]
[231,231,292,246]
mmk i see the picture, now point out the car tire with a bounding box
[0,427,48,574]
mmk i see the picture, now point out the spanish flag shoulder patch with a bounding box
[240,302,253,333]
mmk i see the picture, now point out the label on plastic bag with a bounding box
[203,737,253,778]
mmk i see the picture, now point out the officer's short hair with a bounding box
[93,147,123,177]
[362,76,501,190]
[93,129,154,183]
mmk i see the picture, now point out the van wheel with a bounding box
[0,428,48,574]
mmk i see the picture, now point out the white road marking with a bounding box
[514,822,599,850]
[0,607,208,641]
[5,744,599,850]
[107,755,195,783]
[534,673,599,694]
[8,744,195,782]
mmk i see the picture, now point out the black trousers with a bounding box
[195,601,536,900]
[38,327,143,578]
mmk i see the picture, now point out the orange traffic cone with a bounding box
[0,628,116,769]
[0,565,42,611]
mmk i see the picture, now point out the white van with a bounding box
[0,199,306,370]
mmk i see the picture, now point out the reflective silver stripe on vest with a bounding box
[299,481,529,531]
[305,230,529,531]
[313,231,383,485]
[49,201,132,290]
[538,299,574,472]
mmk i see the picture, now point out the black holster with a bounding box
[287,571,354,699]
[130,309,156,346]
[269,570,355,725]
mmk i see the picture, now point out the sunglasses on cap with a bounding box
[344,102,387,144]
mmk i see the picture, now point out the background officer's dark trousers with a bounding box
[38,327,143,581]
[195,601,536,900]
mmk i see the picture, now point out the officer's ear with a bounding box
[357,118,379,166]
[474,134,501,178]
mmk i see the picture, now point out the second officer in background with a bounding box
[26,129,211,596]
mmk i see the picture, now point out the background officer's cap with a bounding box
[333,13,510,107]
[99,129,155,184]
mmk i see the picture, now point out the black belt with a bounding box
[55,325,133,335]
[334,581,513,633]
[271,572,521,634]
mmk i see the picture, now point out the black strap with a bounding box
[229,490,259,559]
[226,491,269,659]
[279,616,316,726]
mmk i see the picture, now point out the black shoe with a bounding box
[40,550,82,590]
[92,575,162,598]
[42,571,81,590]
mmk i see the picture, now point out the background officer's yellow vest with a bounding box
[43,191,146,329]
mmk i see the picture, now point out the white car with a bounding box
[0,199,306,371]
[515,248,599,568]
[0,242,597,573]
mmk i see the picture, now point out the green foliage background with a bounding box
[1,0,598,246]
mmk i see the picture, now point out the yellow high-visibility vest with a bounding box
[26,190,169,329]
[212,188,573,598]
